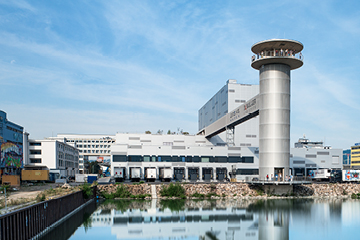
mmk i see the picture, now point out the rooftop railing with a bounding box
[251,50,304,62]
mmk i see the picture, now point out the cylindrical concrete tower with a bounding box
[251,39,303,180]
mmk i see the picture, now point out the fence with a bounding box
[0,186,96,240]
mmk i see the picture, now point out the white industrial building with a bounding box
[23,135,80,177]
[111,133,258,182]
[111,79,342,182]
[198,79,259,148]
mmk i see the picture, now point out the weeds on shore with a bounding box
[160,183,186,199]
[351,193,360,199]
[80,183,93,199]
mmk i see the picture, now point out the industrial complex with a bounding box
[0,39,355,184]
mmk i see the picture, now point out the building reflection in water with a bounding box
[86,198,344,240]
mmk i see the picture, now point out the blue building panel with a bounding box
[0,110,24,170]
[343,149,351,165]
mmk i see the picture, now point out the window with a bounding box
[30,158,41,163]
[243,157,254,163]
[228,156,241,163]
[201,157,210,163]
[30,142,41,146]
[30,150,41,154]
[161,156,172,162]
[214,157,227,163]
[113,155,127,162]
[128,155,142,162]
[236,169,259,175]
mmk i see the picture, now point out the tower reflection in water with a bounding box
[86,199,310,240]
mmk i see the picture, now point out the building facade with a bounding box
[24,138,79,177]
[350,144,360,169]
[111,133,259,182]
[0,110,24,176]
[57,134,115,173]
[291,137,342,176]
[343,149,351,167]
[198,80,259,148]
[110,132,342,181]
[108,74,343,182]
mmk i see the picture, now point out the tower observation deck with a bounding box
[251,39,304,180]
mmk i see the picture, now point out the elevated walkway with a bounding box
[198,95,259,138]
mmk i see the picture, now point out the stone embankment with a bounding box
[155,183,259,198]
[97,184,151,196]
[98,183,360,199]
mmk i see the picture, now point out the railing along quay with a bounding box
[0,186,96,240]
[247,176,313,185]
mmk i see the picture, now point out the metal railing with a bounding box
[247,176,312,184]
[251,51,304,62]
[0,186,96,240]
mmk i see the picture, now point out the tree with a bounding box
[145,130,151,134]
[167,130,171,135]
[87,161,100,174]
[182,132,189,135]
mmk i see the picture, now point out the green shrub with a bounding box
[255,187,264,196]
[206,192,219,198]
[233,194,237,197]
[80,183,93,199]
[36,193,46,202]
[191,192,205,198]
[160,183,186,198]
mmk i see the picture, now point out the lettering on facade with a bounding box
[229,97,258,123]
[244,98,256,111]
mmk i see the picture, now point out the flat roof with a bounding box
[251,39,303,53]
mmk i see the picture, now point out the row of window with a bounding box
[30,142,41,146]
[58,160,79,168]
[6,125,23,134]
[113,155,254,163]
[77,145,111,148]
[81,149,110,154]
[68,139,115,143]
[58,143,77,154]
[30,158,41,163]
[30,150,41,155]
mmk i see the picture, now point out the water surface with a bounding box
[51,198,360,240]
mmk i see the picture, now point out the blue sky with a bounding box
[1,0,360,149]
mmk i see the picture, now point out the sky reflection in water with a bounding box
[68,198,360,240]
